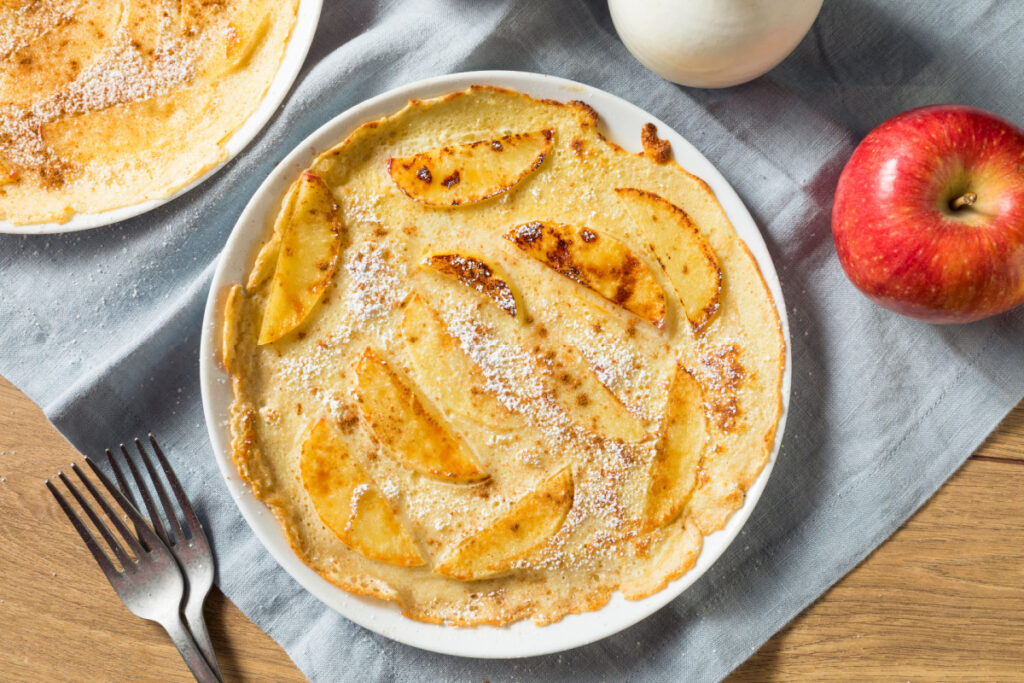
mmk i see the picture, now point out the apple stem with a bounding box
[950,192,978,210]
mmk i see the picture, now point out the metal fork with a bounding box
[106,436,222,682]
[46,461,219,683]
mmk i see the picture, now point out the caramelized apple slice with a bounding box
[420,253,525,321]
[644,366,708,529]
[388,129,553,206]
[42,84,213,169]
[258,173,344,345]
[504,221,666,328]
[300,418,424,566]
[435,467,574,580]
[247,178,300,292]
[197,0,272,77]
[401,294,518,428]
[351,347,486,482]
[617,188,721,334]
[221,285,243,374]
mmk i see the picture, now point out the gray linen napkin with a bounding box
[2,1,1023,680]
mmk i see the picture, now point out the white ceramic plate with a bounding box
[199,71,792,659]
[0,0,323,235]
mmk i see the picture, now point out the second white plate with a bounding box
[199,70,792,659]
[0,0,322,235]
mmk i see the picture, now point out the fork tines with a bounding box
[46,461,162,575]
[106,436,194,549]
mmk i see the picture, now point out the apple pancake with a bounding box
[223,86,785,626]
[0,0,298,225]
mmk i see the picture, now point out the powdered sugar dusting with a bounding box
[277,336,348,390]
[563,313,659,420]
[443,304,572,441]
[0,0,80,58]
[344,240,409,325]
[44,29,200,119]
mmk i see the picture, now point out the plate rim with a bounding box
[199,69,792,659]
[0,0,324,235]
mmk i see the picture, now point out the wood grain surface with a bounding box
[1,374,1022,682]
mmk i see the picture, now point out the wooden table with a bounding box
[1,374,1021,681]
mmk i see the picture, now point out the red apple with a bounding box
[832,105,1024,323]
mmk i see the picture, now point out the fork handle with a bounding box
[160,616,222,682]
[184,594,222,680]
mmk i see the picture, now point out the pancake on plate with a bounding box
[0,0,298,225]
[222,86,785,626]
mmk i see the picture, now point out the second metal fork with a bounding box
[106,435,222,681]
[47,461,219,682]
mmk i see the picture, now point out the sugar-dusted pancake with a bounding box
[0,0,298,225]
[223,86,785,626]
